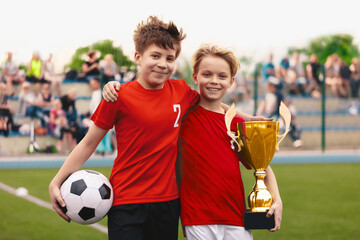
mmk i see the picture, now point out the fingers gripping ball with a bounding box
[60,170,113,224]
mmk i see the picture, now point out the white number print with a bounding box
[173,104,181,128]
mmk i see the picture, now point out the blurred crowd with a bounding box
[226,51,360,115]
[1,50,360,152]
[0,50,137,154]
[224,51,360,148]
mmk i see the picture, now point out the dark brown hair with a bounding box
[133,16,186,58]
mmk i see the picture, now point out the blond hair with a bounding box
[192,44,240,78]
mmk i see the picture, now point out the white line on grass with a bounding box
[0,181,108,234]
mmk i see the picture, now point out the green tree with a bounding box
[307,34,360,64]
[66,40,135,72]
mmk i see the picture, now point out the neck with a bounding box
[137,78,164,90]
[199,98,224,114]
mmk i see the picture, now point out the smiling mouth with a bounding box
[207,88,221,91]
[153,71,168,74]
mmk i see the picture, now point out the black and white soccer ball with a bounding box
[60,170,113,224]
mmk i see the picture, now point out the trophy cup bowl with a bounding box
[237,121,280,229]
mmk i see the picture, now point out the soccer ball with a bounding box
[60,170,113,224]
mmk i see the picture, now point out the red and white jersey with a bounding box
[91,79,199,206]
[179,106,250,227]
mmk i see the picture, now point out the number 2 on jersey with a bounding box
[173,104,181,128]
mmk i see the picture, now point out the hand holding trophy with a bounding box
[225,102,291,230]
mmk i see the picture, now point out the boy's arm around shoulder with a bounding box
[103,81,121,102]
[49,124,108,222]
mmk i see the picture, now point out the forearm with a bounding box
[50,125,107,186]
[264,166,282,204]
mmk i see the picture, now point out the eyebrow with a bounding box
[150,51,175,57]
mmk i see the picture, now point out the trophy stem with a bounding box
[248,170,273,212]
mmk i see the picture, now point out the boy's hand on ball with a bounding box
[49,182,70,222]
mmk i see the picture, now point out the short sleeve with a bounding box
[90,98,121,130]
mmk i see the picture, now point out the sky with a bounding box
[1,0,360,72]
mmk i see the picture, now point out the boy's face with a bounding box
[193,56,234,103]
[134,44,176,90]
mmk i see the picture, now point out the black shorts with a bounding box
[107,198,180,240]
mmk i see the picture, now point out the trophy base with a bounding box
[244,211,275,230]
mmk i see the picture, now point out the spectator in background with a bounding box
[1,52,25,96]
[43,53,62,97]
[287,51,307,95]
[257,76,283,120]
[36,83,55,124]
[278,56,289,85]
[0,82,14,136]
[88,77,102,114]
[48,99,75,154]
[325,53,342,97]
[306,53,321,98]
[27,51,48,94]
[349,57,360,99]
[338,58,351,98]
[19,81,49,128]
[18,82,36,116]
[82,50,100,82]
[17,81,47,127]
[100,54,118,85]
[261,53,275,83]
[281,96,303,148]
[60,88,77,127]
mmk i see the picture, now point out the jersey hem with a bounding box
[113,194,179,206]
[182,220,244,227]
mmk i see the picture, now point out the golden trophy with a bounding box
[225,102,290,229]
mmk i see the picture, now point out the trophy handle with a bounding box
[276,101,291,150]
[225,103,242,152]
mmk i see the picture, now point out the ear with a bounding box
[134,52,141,66]
[230,77,235,86]
[192,72,198,85]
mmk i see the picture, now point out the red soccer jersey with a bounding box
[91,79,199,205]
[179,106,250,227]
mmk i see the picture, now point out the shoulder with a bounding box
[114,81,136,101]
[119,80,136,92]
[166,79,198,96]
[167,78,188,87]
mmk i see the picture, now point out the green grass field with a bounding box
[0,163,360,240]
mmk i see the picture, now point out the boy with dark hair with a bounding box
[49,16,197,240]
